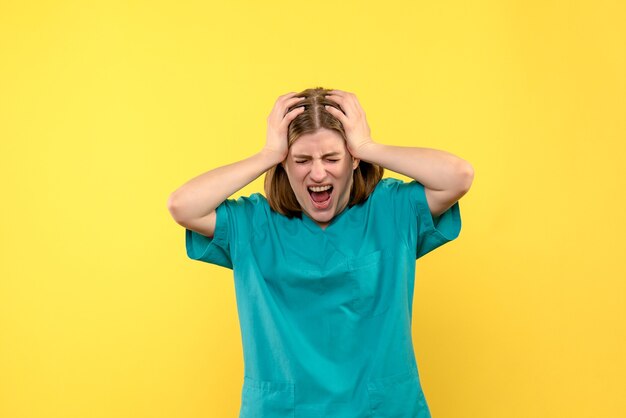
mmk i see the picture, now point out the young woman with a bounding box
[167,87,473,418]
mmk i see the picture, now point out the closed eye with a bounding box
[327,159,339,163]
[295,160,308,164]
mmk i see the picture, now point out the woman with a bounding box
[167,87,474,418]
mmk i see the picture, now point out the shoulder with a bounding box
[224,192,268,211]
[375,177,407,190]
[219,193,271,228]
[371,177,424,198]
[368,177,431,220]
[218,193,273,241]
[359,178,415,214]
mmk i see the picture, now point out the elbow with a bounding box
[167,192,188,226]
[457,162,475,192]
[167,192,178,216]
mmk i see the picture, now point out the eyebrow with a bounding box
[292,152,341,158]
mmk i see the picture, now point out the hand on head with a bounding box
[263,92,306,163]
[263,89,374,165]
[323,90,374,158]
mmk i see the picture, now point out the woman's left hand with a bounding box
[324,90,375,158]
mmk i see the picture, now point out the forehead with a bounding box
[290,129,345,155]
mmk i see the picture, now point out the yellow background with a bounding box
[1,0,624,417]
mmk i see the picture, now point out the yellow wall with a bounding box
[1,1,624,417]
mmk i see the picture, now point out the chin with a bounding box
[314,213,333,223]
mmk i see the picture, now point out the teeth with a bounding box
[308,185,332,192]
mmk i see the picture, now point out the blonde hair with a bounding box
[264,87,384,218]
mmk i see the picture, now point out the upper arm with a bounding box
[424,166,473,219]
[167,193,218,238]
[177,211,217,239]
[380,177,463,260]
[178,194,263,268]
[424,187,468,219]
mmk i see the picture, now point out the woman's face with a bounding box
[282,128,359,229]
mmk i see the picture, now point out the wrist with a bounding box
[351,139,379,161]
[259,147,286,166]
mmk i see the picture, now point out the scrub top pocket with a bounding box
[367,368,430,418]
[347,250,393,318]
[239,376,295,418]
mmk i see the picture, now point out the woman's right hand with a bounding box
[262,92,306,164]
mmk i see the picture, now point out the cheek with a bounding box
[285,164,301,177]
[292,167,308,181]
[338,165,353,182]
[287,168,307,188]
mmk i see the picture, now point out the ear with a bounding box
[352,157,360,170]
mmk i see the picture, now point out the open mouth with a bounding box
[308,185,333,210]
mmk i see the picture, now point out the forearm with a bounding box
[354,141,473,191]
[167,149,281,223]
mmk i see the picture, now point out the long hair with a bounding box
[264,87,384,217]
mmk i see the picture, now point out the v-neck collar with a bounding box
[300,205,352,234]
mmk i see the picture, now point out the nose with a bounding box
[309,159,327,182]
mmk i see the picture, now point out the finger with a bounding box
[277,92,301,104]
[325,93,354,110]
[325,90,344,99]
[286,95,306,104]
[283,99,306,116]
[324,105,346,121]
[282,96,306,112]
[333,103,349,117]
[282,105,305,120]
[327,95,356,117]
[325,95,350,115]
[271,95,304,118]
[275,93,293,105]
[329,90,358,104]
[340,93,363,117]
[281,107,305,127]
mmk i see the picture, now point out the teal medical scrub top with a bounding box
[185,177,462,418]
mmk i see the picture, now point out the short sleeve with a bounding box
[184,193,265,270]
[381,178,462,259]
